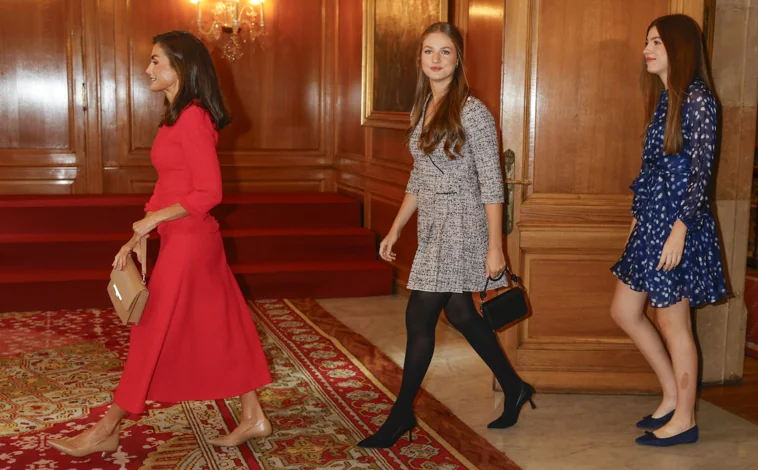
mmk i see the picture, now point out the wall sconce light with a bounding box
[190,0,265,62]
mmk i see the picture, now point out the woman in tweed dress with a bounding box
[357,23,534,449]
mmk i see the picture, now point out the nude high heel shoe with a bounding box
[207,418,273,447]
[48,429,119,458]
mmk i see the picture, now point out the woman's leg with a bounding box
[653,297,698,437]
[208,389,271,446]
[610,280,678,417]
[47,403,126,456]
[358,290,450,447]
[442,293,523,400]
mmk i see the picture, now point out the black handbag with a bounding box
[479,264,530,331]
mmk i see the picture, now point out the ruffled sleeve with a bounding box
[675,83,717,231]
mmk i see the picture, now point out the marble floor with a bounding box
[317,295,758,470]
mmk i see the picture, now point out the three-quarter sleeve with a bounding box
[405,109,420,196]
[675,86,717,232]
[145,192,159,212]
[406,162,420,195]
[464,99,504,204]
[177,106,223,215]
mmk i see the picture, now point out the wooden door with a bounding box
[0,0,87,194]
[499,0,708,393]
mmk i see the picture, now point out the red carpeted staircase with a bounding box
[0,193,392,312]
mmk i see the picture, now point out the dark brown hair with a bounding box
[406,22,470,159]
[152,31,231,130]
[640,14,715,155]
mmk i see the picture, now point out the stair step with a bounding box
[0,193,362,234]
[0,193,390,312]
[0,228,378,269]
[0,261,393,313]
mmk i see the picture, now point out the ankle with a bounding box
[94,420,120,437]
[671,411,696,426]
[657,397,677,411]
[240,416,268,428]
[379,410,414,429]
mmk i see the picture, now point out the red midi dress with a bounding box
[113,104,272,414]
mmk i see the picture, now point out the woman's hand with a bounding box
[112,240,135,271]
[379,230,400,262]
[132,213,160,240]
[656,221,687,271]
[112,234,149,271]
[485,248,506,279]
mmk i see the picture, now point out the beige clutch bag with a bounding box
[107,237,149,325]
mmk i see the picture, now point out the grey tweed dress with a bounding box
[405,96,507,293]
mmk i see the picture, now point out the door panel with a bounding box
[500,0,705,392]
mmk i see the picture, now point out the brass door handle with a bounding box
[504,179,532,185]
[501,148,531,234]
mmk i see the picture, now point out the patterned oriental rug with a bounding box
[0,299,519,470]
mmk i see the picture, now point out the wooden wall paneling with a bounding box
[101,165,157,194]
[335,155,414,193]
[100,0,334,193]
[322,0,337,191]
[103,166,333,194]
[336,181,366,205]
[217,167,334,193]
[335,0,366,160]
[96,0,121,173]
[82,0,103,193]
[335,0,372,248]
[371,128,412,169]
[457,0,505,125]
[0,0,87,194]
[0,168,78,195]
[335,166,367,224]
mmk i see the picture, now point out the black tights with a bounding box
[387,291,522,422]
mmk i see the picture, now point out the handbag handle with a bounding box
[134,237,147,284]
[479,264,520,303]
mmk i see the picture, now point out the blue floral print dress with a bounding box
[611,79,728,308]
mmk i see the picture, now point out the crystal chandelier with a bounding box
[190,0,266,61]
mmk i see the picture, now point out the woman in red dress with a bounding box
[48,31,273,457]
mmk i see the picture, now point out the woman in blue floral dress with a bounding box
[610,14,728,447]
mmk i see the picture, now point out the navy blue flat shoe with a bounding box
[636,410,675,429]
[636,426,699,447]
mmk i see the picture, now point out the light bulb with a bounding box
[250,0,263,5]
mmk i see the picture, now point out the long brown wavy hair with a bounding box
[640,14,715,155]
[153,31,231,130]
[406,23,470,159]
